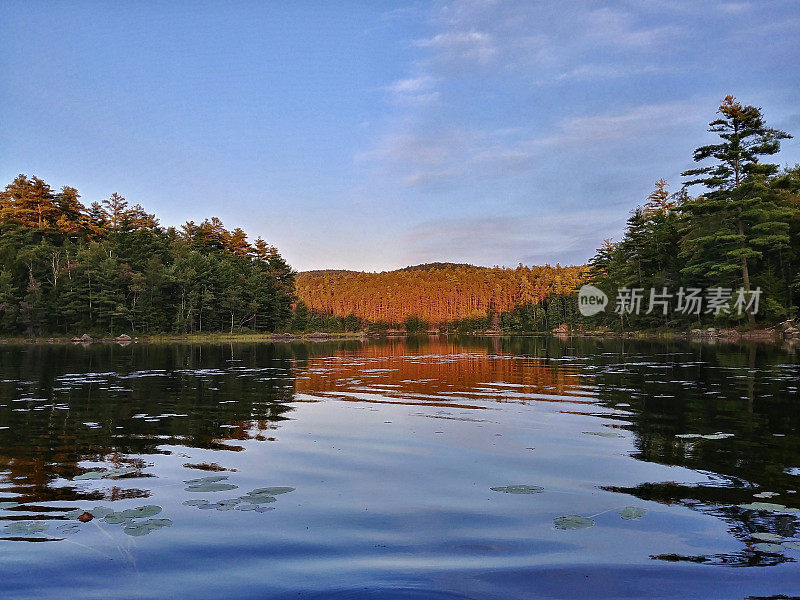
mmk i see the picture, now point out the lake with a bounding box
[1,336,799,599]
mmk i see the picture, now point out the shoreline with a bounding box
[0,326,796,346]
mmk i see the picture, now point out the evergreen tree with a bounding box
[681,96,792,323]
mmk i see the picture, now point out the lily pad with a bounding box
[619,506,647,520]
[241,493,277,504]
[5,521,48,534]
[739,502,799,513]
[74,470,105,480]
[122,517,172,537]
[147,518,172,528]
[0,501,20,509]
[249,487,294,496]
[490,485,545,494]
[182,499,209,507]
[89,506,114,519]
[254,506,276,513]
[103,512,130,524]
[184,475,228,485]
[751,532,783,542]
[186,482,238,493]
[65,508,86,519]
[121,505,162,519]
[752,542,784,553]
[702,433,734,440]
[107,467,137,478]
[753,491,780,499]
[235,503,258,511]
[782,541,800,550]
[582,431,623,438]
[554,515,595,530]
[676,432,734,440]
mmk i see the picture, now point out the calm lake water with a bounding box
[1,336,799,599]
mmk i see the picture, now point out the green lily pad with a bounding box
[184,475,228,485]
[554,515,595,530]
[752,542,783,553]
[5,521,48,534]
[254,506,276,513]
[90,506,114,518]
[122,517,172,537]
[122,523,153,536]
[582,431,623,438]
[235,503,258,511]
[74,470,105,480]
[241,493,277,504]
[676,433,703,439]
[121,505,162,519]
[751,532,783,542]
[186,482,238,493]
[0,501,20,509]
[490,485,545,494]
[183,499,209,507]
[107,467,137,478]
[739,502,799,513]
[782,541,800,550]
[249,487,294,496]
[146,518,172,528]
[619,506,647,520]
[753,491,780,499]
[103,512,130,524]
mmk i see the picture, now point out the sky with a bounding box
[1,1,799,272]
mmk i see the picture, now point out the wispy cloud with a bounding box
[361,100,703,190]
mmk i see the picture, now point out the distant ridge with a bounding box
[301,262,476,277]
[295,263,587,323]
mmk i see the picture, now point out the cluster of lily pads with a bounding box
[182,475,294,512]
[63,505,172,537]
[490,484,647,530]
[0,504,172,539]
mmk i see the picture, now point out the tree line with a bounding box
[294,263,587,330]
[0,177,294,335]
[586,95,799,330]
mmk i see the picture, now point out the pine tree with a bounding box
[682,96,792,324]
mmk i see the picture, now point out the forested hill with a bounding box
[295,264,588,325]
[0,175,295,335]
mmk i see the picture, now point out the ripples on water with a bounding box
[0,336,799,599]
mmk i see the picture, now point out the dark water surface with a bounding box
[1,336,799,599]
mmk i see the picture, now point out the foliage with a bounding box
[589,96,798,329]
[0,175,294,335]
[296,264,588,327]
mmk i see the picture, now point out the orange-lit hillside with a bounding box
[295,264,588,324]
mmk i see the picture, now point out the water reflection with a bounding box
[0,336,799,595]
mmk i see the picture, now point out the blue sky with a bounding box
[2,1,799,272]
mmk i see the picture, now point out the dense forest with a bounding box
[1,95,796,337]
[0,178,294,335]
[294,264,587,331]
[587,96,799,330]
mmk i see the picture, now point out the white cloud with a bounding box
[361,100,703,190]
